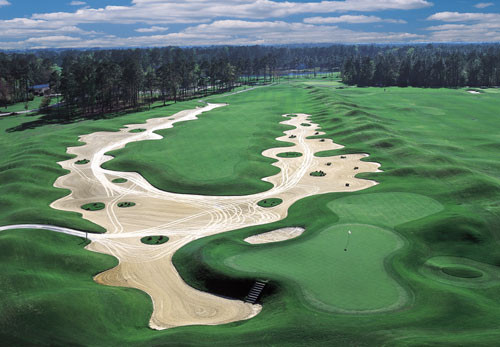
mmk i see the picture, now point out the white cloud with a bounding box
[304,15,406,24]
[425,11,500,42]
[474,2,494,9]
[0,19,424,49]
[427,12,500,22]
[135,26,169,32]
[70,1,86,5]
[0,0,11,7]
[31,0,432,25]
[0,18,94,38]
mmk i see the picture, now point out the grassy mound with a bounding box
[441,266,483,278]
[300,123,311,127]
[81,202,105,211]
[117,202,135,208]
[111,178,128,184]
[75,159,90,165]
[277,152,302,158]
[257,198,283,208]
[141,235,169,245]
[310,170,326,177]
[129,128,146,133]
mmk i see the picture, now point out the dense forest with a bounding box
[341,44,500,87]
[1,44,499,116]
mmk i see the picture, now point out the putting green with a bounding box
[226,224,405,313]
[421,256,500,288]
[327,192,443,228]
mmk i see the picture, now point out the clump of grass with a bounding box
[257,198,283,208]
[277,152,303,158]
[141,235,169,245]
[112,178,128,184]
[117,202,136,208]
[310,171,326,177]
[81,202,105,211]
[75,159,90,165]
[289,135,297,139]
[129,128,146,133]
[301,123,311,127]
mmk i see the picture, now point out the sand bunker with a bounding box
[467,90,481,94]
[50,104,381,330]
[244,227,305,244]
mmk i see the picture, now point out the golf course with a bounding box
[1,78,500,346]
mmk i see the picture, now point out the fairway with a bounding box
[227,223,405,312]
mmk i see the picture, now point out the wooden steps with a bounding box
[244,280,268,304]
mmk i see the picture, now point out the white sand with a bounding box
[244,227,305,244]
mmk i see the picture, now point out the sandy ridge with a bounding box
[47,102,382,329]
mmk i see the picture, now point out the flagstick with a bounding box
[344,230,351,252]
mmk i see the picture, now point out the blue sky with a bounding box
[0,0,499,49]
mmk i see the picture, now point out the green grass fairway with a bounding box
[141,235,169,245]
[227,223,404,312]
[103,85,312,195]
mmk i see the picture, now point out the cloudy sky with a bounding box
[0,0,499,49]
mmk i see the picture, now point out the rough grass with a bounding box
[81,202,105,211]
[276,151,302,158]
[111,178,128,183]
[257,198,283,208]
[117,202,135,208]
[141,235,169,245]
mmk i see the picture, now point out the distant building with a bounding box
[30,84,50,96]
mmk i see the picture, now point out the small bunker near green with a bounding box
[277,152,303,158]
[81,202,105,211]
[141,235,169,245]
[257,198,283,208]
[112,178,128,184]
[118,202,136,208]
[129,128,147,133]
[75,159,90,165]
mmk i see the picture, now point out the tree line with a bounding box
[341,44,500,87]
[1,44,499,115]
